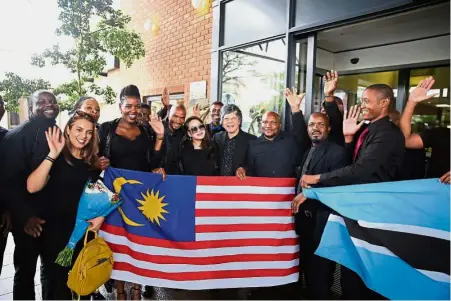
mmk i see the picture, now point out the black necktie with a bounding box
[297,147,317,194]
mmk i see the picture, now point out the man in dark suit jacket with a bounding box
[292,112,349,300]
[299,84,405,300]
[213,104,256,176]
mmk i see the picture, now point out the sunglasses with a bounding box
[189,124,206,134]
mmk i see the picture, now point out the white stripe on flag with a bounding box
[195,201,292,209]
[418,269,451,283]
[113,253,299,272]
[100,230,299,256]
[196,185,295,195]
[358,220,450,241]
[196,216,294,225]
[196,231,298,241]
[111,270,299,290]
[328,214,346,226]
[344,227,448,284]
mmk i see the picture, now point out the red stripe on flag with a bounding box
[197,176,296,187]
[110,243,299,265]
[195,209,292,217]
[115,262,298,281]
[196,193,294,202]
[102,224,298,248]
[196,223,295,233]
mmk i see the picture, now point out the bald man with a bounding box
[291,112,349,299]
[236,102,307,178]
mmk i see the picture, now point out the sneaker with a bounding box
[142,286,154,299]
[104,279,115,293]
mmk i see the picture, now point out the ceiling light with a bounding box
[435,104,450,108]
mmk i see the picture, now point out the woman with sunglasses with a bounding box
[98,84,165,300]
[178,116,219,176]
[26,111,104,299]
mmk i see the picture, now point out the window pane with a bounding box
[223,0,287,46]
[295,0,411,28]
[221,38,286,136]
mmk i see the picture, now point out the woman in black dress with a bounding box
[26,111,103,300]
[179,116,219,176]
[98,85,165,300]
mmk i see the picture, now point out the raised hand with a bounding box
[343,106,364,137]
[161,87,170,108]
[45,126,65,159]
[193,103,200,117]
[149,113,164,138]
[408,76,437,103]
[323,70,338,96]
[284,87,305,112]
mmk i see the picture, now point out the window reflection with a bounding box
[221,38,286,136]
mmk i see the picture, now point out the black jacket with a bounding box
[295,140,349,250]
[207,122,225,137]
[213,129,256,175]
[0,116,56,227]
[246,111,308,178]
[98,119,163,171]
[161,121,185,174]
[323,100,345,146]
[319,116,405,186]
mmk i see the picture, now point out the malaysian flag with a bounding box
[304,179,450,300]
[99,167,299,289]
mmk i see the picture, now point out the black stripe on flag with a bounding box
[343,217,450,276]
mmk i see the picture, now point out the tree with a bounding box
[32,0,145,111]
[0,72,51,113]
[222,51,257,86]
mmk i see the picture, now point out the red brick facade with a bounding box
[107,0,212,102]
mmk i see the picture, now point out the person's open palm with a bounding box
[45,126,65,158]
[343,106,364,137]
[323,70,338,96]
[149,114,164,137]
[409,76,437,103]
[284,87,305,109]
[161,87,170,108]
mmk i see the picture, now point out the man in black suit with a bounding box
[291,112,349,299]
[213,104,256,176]
[299,84,405,299]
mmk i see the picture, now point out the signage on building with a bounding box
[189,81,207,106]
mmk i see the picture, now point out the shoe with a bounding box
[142,286,154,298]
[91,292,106,300]
[104,279,114,293]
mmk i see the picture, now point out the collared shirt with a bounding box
[209,123,225,136]
[247,131,302,178]
[220,134,237,176]
[319,116,405,186]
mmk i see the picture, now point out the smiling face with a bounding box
[308,113,330,144]
[169,107,186,131]
[210,103,223,124]
[261,112,281,139]
[31,92,60,119]
[66,118,94,150]
[120,96,141,124]
[79,98,100,123]
[187,119,206,141]
[222,111,240,134]
[361,88,390,122]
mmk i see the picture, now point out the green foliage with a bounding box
[0,73,51,113]
[32,0,145,110]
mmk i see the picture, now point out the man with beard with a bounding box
[214,104,256,176]
[291,112,349,299]
[207,101,225,136]
[0,90,60,299]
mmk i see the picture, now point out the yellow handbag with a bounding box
[67,230,114,297]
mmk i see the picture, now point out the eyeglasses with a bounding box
[189,124,206,133]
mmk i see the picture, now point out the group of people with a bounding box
[0,70,448,300]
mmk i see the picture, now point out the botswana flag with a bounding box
[303,179,450,300]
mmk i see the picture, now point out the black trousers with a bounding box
[341,266,387,300]
[12,222,81,300]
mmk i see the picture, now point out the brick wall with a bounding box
[107,0,212,104]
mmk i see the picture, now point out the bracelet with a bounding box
[45,156,55,163]
[156,136,164,141]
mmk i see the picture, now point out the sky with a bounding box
[0,0,75,87]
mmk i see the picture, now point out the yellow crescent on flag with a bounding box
[112,177,145,227]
